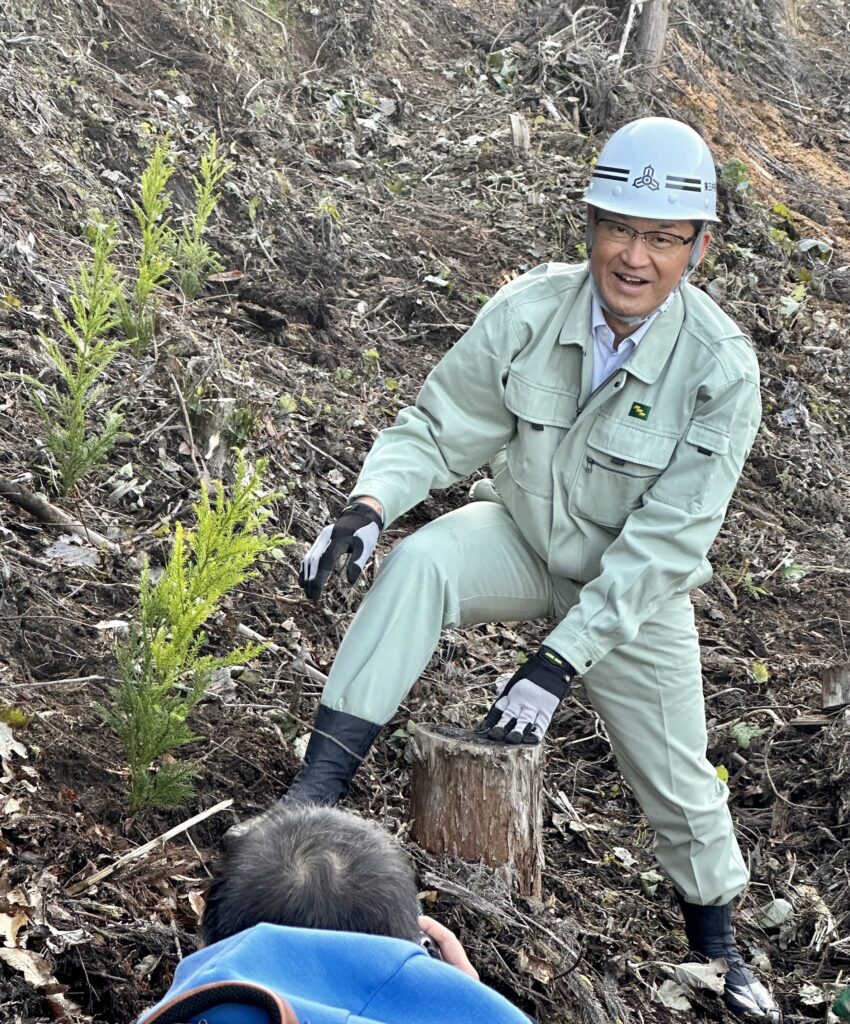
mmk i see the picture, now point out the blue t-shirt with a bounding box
[139,923,530,1024]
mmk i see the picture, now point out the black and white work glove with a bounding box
[476,646,575,745]
[298,501,383,602]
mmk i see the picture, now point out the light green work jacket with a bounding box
[352,264,761,674]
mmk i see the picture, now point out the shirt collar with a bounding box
[591,296,658,349]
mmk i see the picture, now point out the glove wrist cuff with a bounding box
[347,501,384,530]
[539,645,576,681]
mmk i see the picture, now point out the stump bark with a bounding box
[408,722,544,897]
[822,662,850,710]
[634,0,670,69]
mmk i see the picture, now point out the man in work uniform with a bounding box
[293,117,781,1021]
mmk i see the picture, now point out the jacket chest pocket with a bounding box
[503,371,578,499]
[570,415,677,530]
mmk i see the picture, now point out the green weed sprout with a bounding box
[171,133,232,300]
[25,220,127,495]
[719,157,752,195]
[103,453,282,810]
[120,139,175,350]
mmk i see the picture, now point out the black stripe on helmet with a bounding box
[596,165,629,175]
[666,182,702,192]
[593,171,630,182]
[666,175,702,183]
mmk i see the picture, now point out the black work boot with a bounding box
[282,704,382,807]
[223,706,382,845]
[679,899,782,1021]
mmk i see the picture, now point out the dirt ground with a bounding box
[1,1,849,1022]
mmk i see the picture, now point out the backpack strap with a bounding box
[140,981,299,1024]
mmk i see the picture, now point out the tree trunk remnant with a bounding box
[408,723,544,897]
[822,663,850,710]
[634,0,670,69]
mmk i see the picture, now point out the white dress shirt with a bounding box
[590,298,658,392]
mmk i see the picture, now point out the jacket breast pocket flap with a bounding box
[503,373,577,498]
[573,418,678,530]
[586,416,678,471]
[505,372,578,428]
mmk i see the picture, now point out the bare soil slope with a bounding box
[1,1,848,1022]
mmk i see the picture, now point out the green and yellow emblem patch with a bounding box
[629,402,651,420]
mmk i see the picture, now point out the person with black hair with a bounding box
[201,803,422,946]
[138,805,527,1024]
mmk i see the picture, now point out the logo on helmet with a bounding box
[633,165,660,191]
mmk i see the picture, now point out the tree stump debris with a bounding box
[822,663,850,710]
[408,722,544,897]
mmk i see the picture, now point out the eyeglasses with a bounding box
[595,217,698,254]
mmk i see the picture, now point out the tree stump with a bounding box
[634,0,670,69]
[822,663,850,710]
[408,722,544,897]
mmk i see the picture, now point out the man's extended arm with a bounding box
[297,287,528,600]
[349,292,528,527]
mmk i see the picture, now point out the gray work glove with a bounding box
[298,502,383,602]
[475,646,575,744]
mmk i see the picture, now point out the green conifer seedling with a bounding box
[171,133,232,299]
[119,139,176,351]
[103,453,282,809]
[23,220,127,495]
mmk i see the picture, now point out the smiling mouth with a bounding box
[613,271,650,287]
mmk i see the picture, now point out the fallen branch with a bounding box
[234,0,288,41]
[236,623,329,684]
[65,797,233,897]
[0,476,121,555]
[614,0,642,63]
[166,367,206,484]
[2,674,111,690]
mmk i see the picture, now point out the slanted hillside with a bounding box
[0,1,848,1021]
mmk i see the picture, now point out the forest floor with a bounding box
[1,0,849,1022]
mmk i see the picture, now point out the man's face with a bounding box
[588,210,711,335]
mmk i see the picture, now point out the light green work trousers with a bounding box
[322,500,749,906]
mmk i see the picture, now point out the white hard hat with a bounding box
[583,117,719,223]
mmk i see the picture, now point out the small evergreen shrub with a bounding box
[103,453,282,809]
[25,220,127,495]
[119,139,175,351]
[170,133,231,299]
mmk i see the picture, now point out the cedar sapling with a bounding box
[170,133,232,299]
[21,219,127,495]
[119,138,175,352]
[102,453,283,809]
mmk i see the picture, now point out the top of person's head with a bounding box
[200,804,421,947]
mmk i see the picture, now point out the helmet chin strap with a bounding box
[588,275,672,326]
[585,223,707,328]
